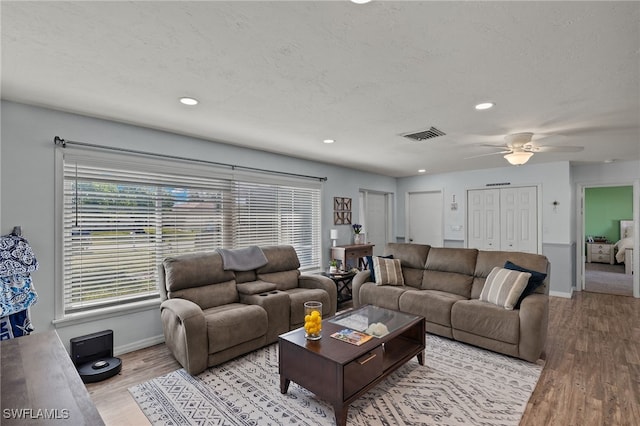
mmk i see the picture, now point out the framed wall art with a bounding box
[333,197,352,225]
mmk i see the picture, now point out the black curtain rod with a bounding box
[53,136,328,182]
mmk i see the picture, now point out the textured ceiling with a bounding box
[2,1,639,177]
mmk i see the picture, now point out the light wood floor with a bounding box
[87,291,640,425]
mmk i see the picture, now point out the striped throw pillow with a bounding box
[373,257,404,286]
[479,267,531,310]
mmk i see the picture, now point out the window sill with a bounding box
[52,298,162,328]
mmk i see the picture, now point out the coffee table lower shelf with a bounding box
[279,310,425,426]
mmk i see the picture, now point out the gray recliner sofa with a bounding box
[352,243,550,362]
[159,245,337,375]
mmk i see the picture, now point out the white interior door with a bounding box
[407,191,443,246]
[501,187,538,253]
[362,192,388,256]
[467,189,500,250]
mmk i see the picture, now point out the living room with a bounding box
[1,1,639,425]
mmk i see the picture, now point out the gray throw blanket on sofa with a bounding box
[217,246,268,271]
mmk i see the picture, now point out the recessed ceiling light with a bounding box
[350,0,372,4]
[418,169,426,173]
[475,102,494,110]
[179,97,199,106]
[323,139,335,144]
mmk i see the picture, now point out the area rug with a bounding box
[129,334,543,426]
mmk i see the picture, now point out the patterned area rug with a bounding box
[130,335,543,425]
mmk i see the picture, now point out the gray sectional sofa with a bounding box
[352,243,550,362]
[159,245,337,374]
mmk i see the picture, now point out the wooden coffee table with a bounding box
[279,305,425,426]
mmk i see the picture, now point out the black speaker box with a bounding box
[70,329,122,383]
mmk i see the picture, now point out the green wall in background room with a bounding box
[585,186,633,243]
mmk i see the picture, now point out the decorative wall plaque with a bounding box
[333,197,352,225]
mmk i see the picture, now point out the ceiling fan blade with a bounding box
[464,150,511,159]
[478,143,508,148]
[534,145,584,153]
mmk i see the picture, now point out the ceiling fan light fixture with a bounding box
[179,97,199,106]
[475,102,495,110]
[504,151,533,165]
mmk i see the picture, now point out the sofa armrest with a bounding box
[298,274,338,316]
[351,270,372,308]
[518,293,548,362]
[160,298,207,375]
[236,280,277,295]
[239,291,290,343]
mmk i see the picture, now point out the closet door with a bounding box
[500,187,538,253]
[467,189,500,250]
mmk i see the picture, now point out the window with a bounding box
[60,151,321,315]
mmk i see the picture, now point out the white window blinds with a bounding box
[62,155,321,314]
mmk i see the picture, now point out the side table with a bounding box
[330,244,374,270]
[320,271,357,305]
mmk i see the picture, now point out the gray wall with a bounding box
[3,100,637,353]
[0,101,396,353]
[396,161,575,296]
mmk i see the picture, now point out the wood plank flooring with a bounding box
[87,291,640,425]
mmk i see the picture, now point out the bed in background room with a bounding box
[614,220,634,275]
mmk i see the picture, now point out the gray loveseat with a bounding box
[352,243,549,362]
[159,245,337,374]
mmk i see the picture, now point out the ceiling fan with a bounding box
[467,132,585,165]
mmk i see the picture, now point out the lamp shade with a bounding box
[504,151,533,165]
[330,229,338,239]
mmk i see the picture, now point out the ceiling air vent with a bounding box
[402,126,446,141]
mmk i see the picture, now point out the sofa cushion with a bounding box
[504,261,547,309]
[257,269,301,291]
[257,245,301,290]
[373,257,404,286]
[205,303,268,353]
[170,280,238,310]
[236,280,277,295]
[422,247,477,298]
[451,299,520,345]
[358,282,408,310]
[257,245,301,273]
[163,252,235,292]
[479,267,530,310]
[472,251,549,299]
[399,289,466,327]
[234,270,258,284]
[383,243,430,288]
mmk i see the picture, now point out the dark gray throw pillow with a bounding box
[504,261,547,309]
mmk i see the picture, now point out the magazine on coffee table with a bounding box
[330,328,373,346]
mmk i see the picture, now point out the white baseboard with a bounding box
[114,334,165,356]
[549,290,573,299]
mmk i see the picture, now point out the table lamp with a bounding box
[330,229,338,247]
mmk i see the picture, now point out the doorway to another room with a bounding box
[583,185,634,297]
